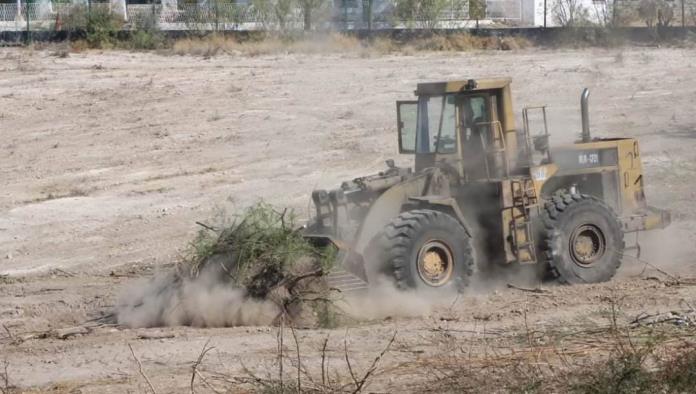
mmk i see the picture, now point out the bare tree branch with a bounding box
[1,360,10,394]
[344,330,359,389]
[128,343,157,394]
[278,313,285,392]
[288,322,302,394]
[190,338,215,394]
[321,334,330,387]
[352,330,397,394]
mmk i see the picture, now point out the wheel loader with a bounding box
[303,78,671,292]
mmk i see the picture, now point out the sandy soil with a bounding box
[1,46,696,392]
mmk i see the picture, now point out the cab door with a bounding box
[458,93,504,180]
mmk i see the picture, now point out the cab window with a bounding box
[416,94,457,154]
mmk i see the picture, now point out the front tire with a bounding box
[541,194,625,284]
[373,209,475,292]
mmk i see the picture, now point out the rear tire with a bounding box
[541,194,624,284]
[373,209,474,292]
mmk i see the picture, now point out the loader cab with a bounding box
[397,79,519,181]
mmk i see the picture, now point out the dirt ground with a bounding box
[1,46,696,393]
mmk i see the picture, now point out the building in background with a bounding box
[0,0,689,30]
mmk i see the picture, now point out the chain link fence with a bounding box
[1,0,696,32]
[0,0,529,31]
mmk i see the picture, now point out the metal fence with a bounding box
[4,0,694,31]
[0,0,528,31]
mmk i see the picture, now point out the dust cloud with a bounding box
[115,267,453,328]
[116,268,280,328]
[618,223,696,278]
[339,278,446,320]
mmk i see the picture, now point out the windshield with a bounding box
[416,94,457,154]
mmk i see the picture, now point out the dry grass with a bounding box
[218,326,397,393]
[170,33,532,57]
[62,31,534,57]
[172,33,362,57]
[412,317,696,393]
[409,34,531,52]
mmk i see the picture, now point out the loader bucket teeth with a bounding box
[325,269,369,293]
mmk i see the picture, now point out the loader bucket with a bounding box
[302,234,369,293]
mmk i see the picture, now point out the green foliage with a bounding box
[251,0,296,30]
[274,0,296,30]
[394,0,415,24]
[129,29,165,50]
[468,0,486,22]
[188,225,220,268]
[186,202,335,287]
[60,5,124,48]
[60,4,165,50]
[86,8,124,48]
[395,0,466,29]
[313,299,340,328]
[129,13,166,50]
[660,349,696,392]
[570,353,654,394]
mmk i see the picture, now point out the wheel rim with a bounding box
[416,240,454,287]
[569,224,606,267]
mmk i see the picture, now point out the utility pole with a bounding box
[682,0,686,29]
[25,0,30,44]
[543,0,547,28]
[215,0,219,31]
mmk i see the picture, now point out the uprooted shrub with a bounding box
[116,202,342,328]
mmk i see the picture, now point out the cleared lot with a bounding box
[1,46,695,392]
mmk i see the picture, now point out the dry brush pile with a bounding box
[116,202,343,329]
[169,32,532,57]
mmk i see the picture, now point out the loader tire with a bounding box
[541,193,624,284]
[375,209,474,292]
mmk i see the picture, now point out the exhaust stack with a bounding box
[581,88,591,143]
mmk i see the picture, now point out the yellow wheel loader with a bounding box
[304,78,671,292]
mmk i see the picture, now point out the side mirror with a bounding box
[396,101,417,154]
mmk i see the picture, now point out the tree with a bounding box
[225,0,251,30]
[362,0,373,30]
[596,0,637,27]
[553,0,590,27]
[251,0,295,31]
[638,0,674,28]
[251,0,274,29]
[274,0,295,30]
[394,0,418,26]
[656,0,674,27]
[468,0,486,29]
[395,0,466,29]
[638,0,658,27]
[298,0,326,30]
[418,0,450,29]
